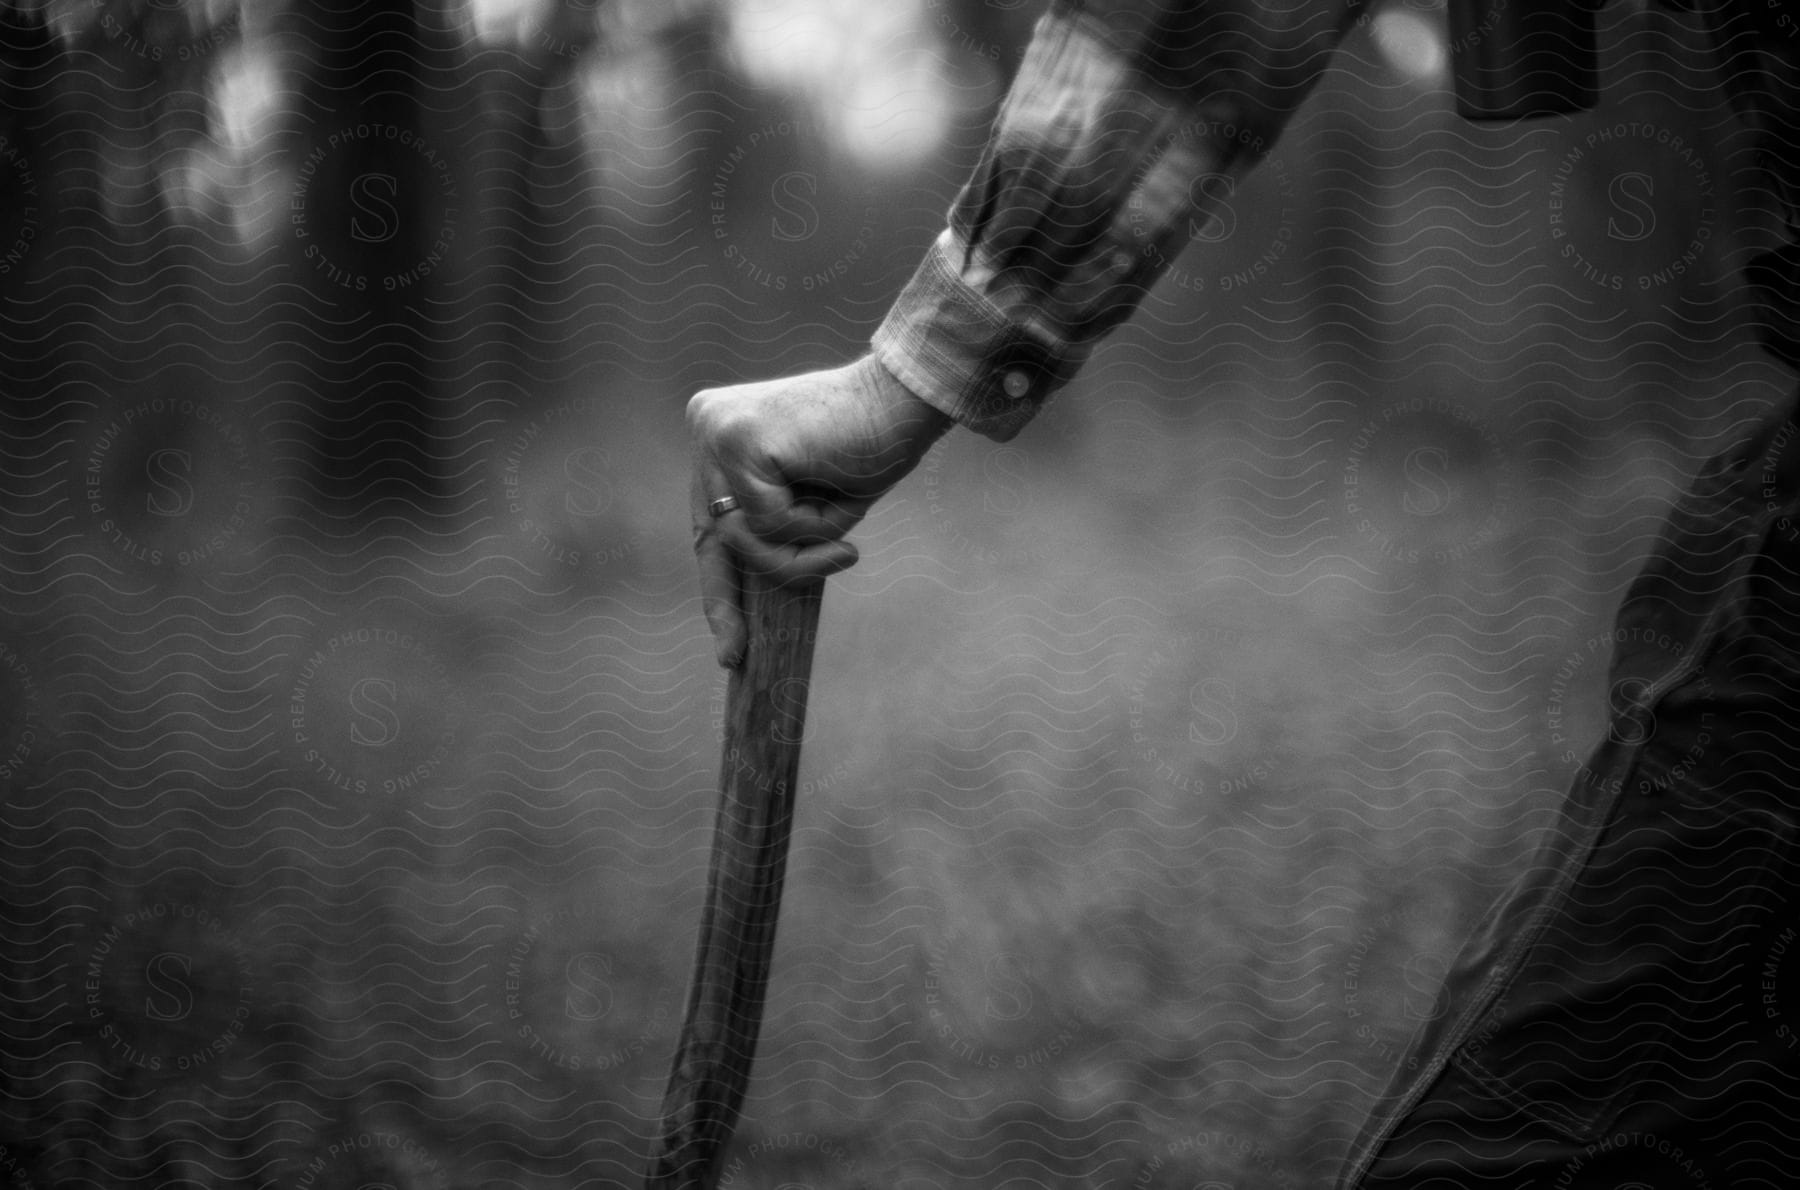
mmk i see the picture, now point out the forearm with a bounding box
[875,0,1360,440]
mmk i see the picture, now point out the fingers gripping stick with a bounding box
[646,569,825,1190]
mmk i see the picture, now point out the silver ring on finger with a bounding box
[707,495,740,519]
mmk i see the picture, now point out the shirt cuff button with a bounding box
[1001,370,1031,399]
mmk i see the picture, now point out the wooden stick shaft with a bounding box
[646,571,825,1190]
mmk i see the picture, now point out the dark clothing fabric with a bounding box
[1696,0,1800,368]
[1342,4,1800,1183]
[1346,397,1800,1187]
[1343,4,1800,1182]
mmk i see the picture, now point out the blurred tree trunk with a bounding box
[288,0,455,518]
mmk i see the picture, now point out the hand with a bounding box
[689,354,952,667]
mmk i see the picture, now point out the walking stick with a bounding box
[646,568,826,1189]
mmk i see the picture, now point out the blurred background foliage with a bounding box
[0,0,1789,1186]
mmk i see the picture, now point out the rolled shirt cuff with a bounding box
[871,230,1085,442]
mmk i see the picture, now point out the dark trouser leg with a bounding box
[1359,408,1800,1190]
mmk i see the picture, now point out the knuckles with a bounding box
[687,387,763,459]
[685,388,719,435]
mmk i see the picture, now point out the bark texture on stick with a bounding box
[646,570,825,1190]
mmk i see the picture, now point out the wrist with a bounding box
[855,354,954,455]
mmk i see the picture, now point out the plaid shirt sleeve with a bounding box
[873,0,1357,441]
